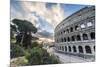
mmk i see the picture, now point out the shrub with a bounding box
[31,42,39,48]
[48,55,60,64]
[25,47,60,65]
[10,43,25,58]
[31,42,43,48]
[25,47,43,65]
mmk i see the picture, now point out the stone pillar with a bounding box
[78,24,82,31]
[67,45,69,53]
[63,45,65,52]
[80,33,83,41]
[91,45,95,55]
[76,45,79,54]
[74,34,77,42]
[66,46,68,53]
[87,32,91,40]
[82,45,86,55]
[70,46,73,53]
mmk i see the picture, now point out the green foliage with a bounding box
[31,42,43,48]
[31,42,39,48]
[12,19,37,33]
[10,43,26,58]
[10,42,60,66]
[25,46,60,65]
[10,18,60,65]
[48,55,60,64]
[10,24,17,32]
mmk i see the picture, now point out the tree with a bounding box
[12,18,37,48]
[10,24,17,39]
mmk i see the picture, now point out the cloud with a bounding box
[20,1,65,28]
[11,1,87,41]
[11,1,66,41]
[37,30,53,38]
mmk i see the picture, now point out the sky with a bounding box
[10,0,91,42]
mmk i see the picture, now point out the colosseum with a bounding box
[54,6,95,59]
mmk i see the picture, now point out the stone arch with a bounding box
[68,46,71,52]
[77,35,81,41]
[83,33,88,40]
[60,46,61,50]
[62,46,64,51]
[70,27,73,32]
[63,30,66,33]
[73,46,77,52]
[71,36,75,41]
[78,46,83,53]
[61,32,62,34]
[75,25,79,30]
[65,46,67,51]
[67,29,69,33]
[85,46,92,53]
[64,37,67,42]
[90,32,95,39]
[61,38,63,42]
[67,37,70,42]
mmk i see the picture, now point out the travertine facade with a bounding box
[54,6,95,57]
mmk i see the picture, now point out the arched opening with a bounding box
[61,38,63,42]
[70,27,73,32]
[64,37,66,42]
[94,46,95,52]
[65,46,67,51]
[67,29,69,33]
[61,32,62,34]
[73,46,77,52]
[71,36,75,41]
[77,35,81,41]
[78,46,83,53]
[85,46,92,53]
[60,46,61,50]
[90,32,95,40]
[81,24,85,28]
[87,22,93,27]
[68,46,71,52]
[63,30,66,33]
[83,33,88,40]
[62,46,64,51]
[67,37,70,42]
[75,25,79,30]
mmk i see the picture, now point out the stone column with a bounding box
[91,45,95,55]
[70,45,73,53]
[87,32,91,40]
[76,45,79,54]
[64,45,66,53]
[82,45,86,55]
[80,33,83,41]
